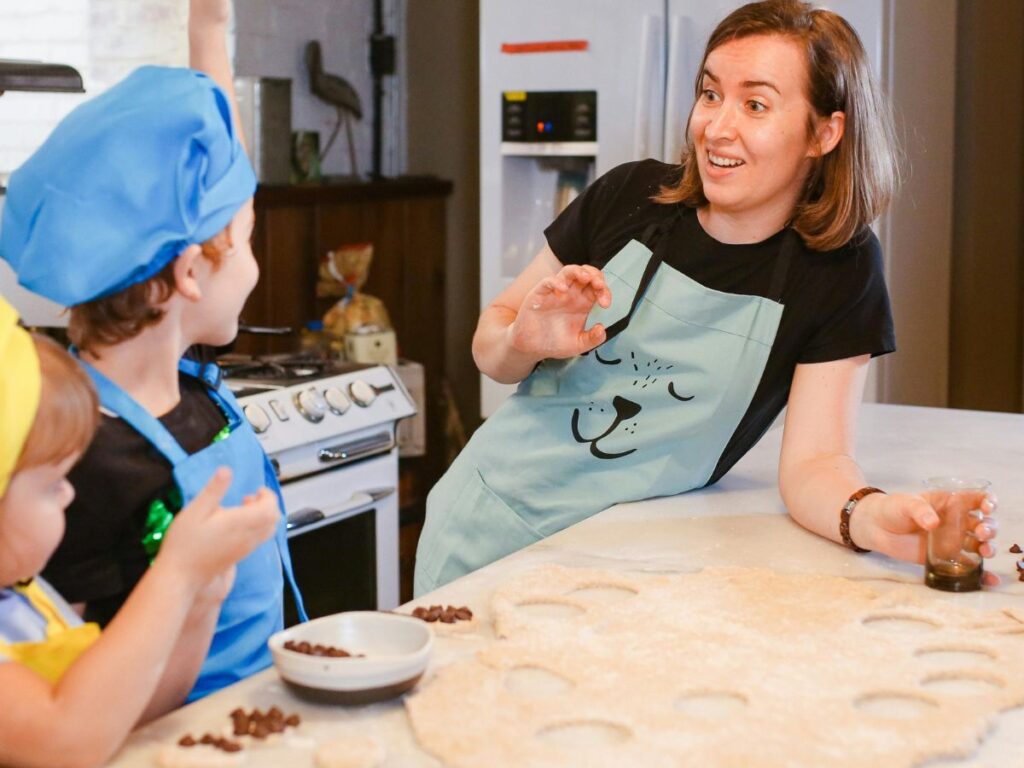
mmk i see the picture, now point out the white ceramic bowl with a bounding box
[269,611,433,704]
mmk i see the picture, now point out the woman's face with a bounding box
[0,454,78,586]
[688,34,826,234]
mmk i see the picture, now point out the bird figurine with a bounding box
[305,40,363,177]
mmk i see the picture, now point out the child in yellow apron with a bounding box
[0,579,100,684]
[0,297,281,764]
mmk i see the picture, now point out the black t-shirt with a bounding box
[544,159,896,485]
[42,373,227,625]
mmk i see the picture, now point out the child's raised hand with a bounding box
[189,0,232,31]
[156,468,280,593]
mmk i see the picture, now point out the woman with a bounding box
[415,0,997,594]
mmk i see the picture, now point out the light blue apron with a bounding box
[77,357,307,701]
[415,208,795,595]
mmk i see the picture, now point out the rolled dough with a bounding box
[406,565,1024,768]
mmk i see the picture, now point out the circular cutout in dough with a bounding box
[674,690,748,717]
[861,613,941,633]
[505,665,575,697]
[567,585,638,605]
[854,691,939,719]
[914,646,997,665]
[314,736,386,768]
[514,601,584,620]
[921,672,1005,696]
[535,720,631,749]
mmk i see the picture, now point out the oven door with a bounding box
[279,450,400,624]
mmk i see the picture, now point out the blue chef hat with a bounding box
[0,66,256,306]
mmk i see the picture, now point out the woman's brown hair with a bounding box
[14,335,99,472]
[655,0,900,251]
[68,227,234,355]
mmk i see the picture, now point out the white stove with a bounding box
[225,356,416,615]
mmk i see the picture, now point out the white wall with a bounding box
[0,0,407,322]
[0,0,188,178]
[0,0,189,325]
[233,0,406,178]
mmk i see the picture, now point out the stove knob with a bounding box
[293,387,327,423]
[324,386,351,415]
[243,403,272,434]
[349,380,376,407]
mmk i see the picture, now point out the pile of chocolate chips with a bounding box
[283,639,363,658]
[230,706,300,739]
[177,734,242,753]
[412,604,473,624]
[1012,544,1024,582]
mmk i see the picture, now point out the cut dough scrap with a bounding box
[406,565,1024,768]
[314,736,386,768]
[156,744,246,768]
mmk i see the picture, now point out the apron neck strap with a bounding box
[603,209,799,343]
[72,351,190,466]
[603,206,685,343]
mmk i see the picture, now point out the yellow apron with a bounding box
[0,580,100,683]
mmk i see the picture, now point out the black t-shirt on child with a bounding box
[42,373,227,626]
[543,159,896,485]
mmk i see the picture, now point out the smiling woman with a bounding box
[413,0,999,596]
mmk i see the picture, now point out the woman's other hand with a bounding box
[508,264,612,360]
[851,490,999,585]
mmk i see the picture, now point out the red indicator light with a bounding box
[536,121,545,132]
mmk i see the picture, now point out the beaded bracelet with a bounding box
[840,486,884,553]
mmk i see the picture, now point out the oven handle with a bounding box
[285,486,396,533]
[317,431,394,465]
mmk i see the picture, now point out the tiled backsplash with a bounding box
[0,0,404,178]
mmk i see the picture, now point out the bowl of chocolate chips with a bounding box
[268,611,432,705]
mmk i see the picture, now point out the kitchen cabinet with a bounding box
[239,177,453,601]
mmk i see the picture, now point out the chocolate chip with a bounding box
[412,606,428,619]
[220,740,242,753]
[178,735,196,747]
[1012,544,1023,554]
[200,733,217,745]
[285,639,358,657]
[454,607,473,621]
[285,714,301,727]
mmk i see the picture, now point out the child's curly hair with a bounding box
[68,226,234,355]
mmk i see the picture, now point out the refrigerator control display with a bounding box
[502,91,596,143]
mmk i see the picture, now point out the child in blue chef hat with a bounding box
[0,0,306,704]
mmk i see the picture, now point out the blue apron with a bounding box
[78,357,306,700]
[415,208,795,595]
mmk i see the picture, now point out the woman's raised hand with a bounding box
[508,264,613,360]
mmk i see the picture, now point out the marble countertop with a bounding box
[107,403,1024,766]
